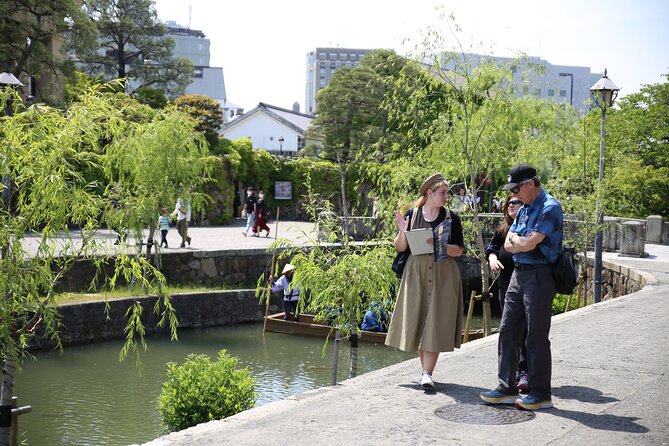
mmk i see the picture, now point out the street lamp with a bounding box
[589,68,620,303]
[278,136,284,157]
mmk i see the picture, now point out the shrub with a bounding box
[158,350,256,432]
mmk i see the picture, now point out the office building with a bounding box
[305,47,373,114]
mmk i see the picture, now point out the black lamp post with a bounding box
[278,136,284,157]
[589,69,620,303]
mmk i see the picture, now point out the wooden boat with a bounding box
[264,313,493,343]
[264,312,387,343]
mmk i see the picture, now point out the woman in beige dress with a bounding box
[385,173,464,389]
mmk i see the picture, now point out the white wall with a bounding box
[222,113,301,154]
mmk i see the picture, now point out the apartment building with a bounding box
[305,47,373,113]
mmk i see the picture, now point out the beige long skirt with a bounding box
[385,254,463,352]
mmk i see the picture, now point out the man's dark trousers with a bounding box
[498,264,555,400]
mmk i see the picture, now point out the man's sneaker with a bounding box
[517,371,529,392]
[420,372,434,389]
[514,395,553,410]
[480,388,519,405]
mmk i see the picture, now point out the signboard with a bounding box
[274,181,292,200]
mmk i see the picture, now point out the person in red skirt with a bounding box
[252,191,271,237]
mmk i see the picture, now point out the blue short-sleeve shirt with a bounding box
[510,189,563,264]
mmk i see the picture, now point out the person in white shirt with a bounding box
[170,197,192,248]
[270,264,300,321]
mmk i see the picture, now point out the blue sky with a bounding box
[154,0,669,112]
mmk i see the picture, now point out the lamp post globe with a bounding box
[589,69,620,303]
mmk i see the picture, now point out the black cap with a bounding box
[502,164,537,190]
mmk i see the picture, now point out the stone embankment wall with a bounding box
[29,290,281,351]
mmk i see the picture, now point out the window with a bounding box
[349,54,357,61]
[298,135,305,152]
[559,90,567,97]
[534,88,542,96]
[339,53,347,61]
[319,78,326,86]
[318,53,326,60]
[548,89,555,97]
[328,53,337,61]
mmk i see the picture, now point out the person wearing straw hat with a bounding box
[270,263,300,321]
[385,173,465,390]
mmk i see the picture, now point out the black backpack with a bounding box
[552,246,578,295]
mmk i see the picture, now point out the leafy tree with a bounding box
[0,86,178,444]
[257,186,398,378]
[0,0,96,104]
[103,99,212,261]
[604,74,669,217]
[158,350,256,432]
[134,85,168,109]
[76,0,193,97]
[173,94,224,149]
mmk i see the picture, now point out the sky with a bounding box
[153,0,669,113]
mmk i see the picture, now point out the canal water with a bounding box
[15,323,416,446]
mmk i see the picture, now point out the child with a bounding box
[158,207,171,248]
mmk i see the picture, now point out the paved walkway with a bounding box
[138,242,669,446]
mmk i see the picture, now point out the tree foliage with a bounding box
[76,0,193,97]
[0,0,96,104]
[173,94,224,149]
[0,85,181,443]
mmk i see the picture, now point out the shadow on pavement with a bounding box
[548,409,649,433]
[553,385,619,403]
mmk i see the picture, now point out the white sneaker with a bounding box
[420,372,434,389]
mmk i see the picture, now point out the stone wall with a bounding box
[582,256,646,302]
[29,290,282,351]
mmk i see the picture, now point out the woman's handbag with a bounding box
[391,208,415,278]
[392,250,410,278]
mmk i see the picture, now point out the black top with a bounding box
[405,207,464,248]
[244,195,257,212]
[485,229,515,289]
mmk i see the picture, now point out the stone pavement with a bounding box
[137,242,669,446]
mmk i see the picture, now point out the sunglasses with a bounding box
[510,179,532,194]
[508,200,523,206]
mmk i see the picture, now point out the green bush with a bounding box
[158,350,256,432]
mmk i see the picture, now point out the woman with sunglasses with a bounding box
[485,195,529,391]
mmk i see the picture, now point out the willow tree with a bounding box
[381,13,569,332]
[103,102,212,265]
[0,86,180,445]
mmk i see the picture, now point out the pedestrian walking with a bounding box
[252,191,271,237]
[171,196,192,248]
[158,207,170,248]
[241,187,257,237]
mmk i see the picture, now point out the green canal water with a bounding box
[15,323,416,446]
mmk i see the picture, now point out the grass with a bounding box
[55,283,244,304]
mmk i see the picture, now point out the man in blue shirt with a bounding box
[480,164,563,411]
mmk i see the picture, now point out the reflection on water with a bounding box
[15,323,414,446]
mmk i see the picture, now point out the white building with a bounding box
[440,53,602,111]
[220,103,320,157]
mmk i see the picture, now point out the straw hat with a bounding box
[419,173,447,195]
[281,263,296,275]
